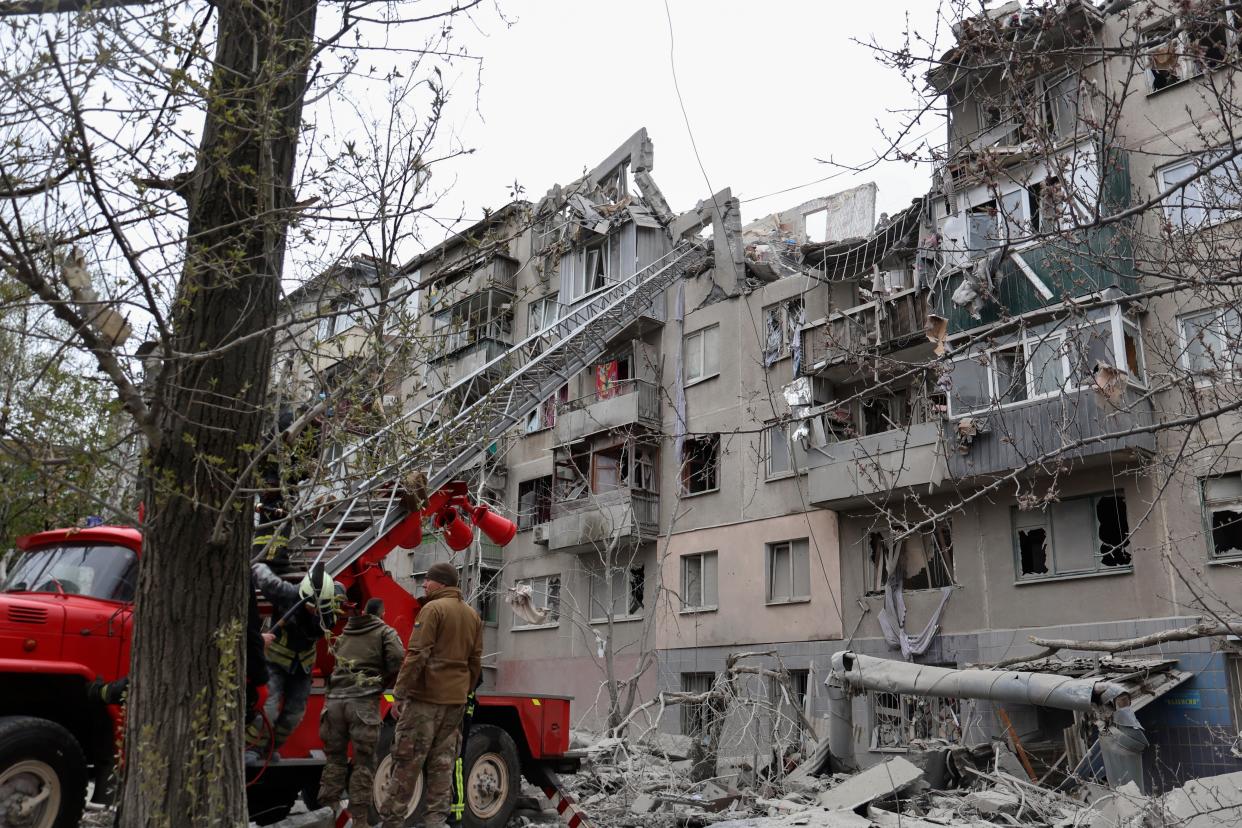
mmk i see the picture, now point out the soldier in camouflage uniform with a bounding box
[318,597,405,823]
[379,562,482,828]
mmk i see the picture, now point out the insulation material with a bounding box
[1093,363,1127,405]
[925,314,949,356]
[876,537,953,659]
[505,583,551,626]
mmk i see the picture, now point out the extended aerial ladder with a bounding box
[284,239,708,581]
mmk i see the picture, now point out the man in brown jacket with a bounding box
[378,562,483,828]
[318,597,405,823]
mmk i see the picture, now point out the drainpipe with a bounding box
[828,652,1142,789]
[825,670,856,772]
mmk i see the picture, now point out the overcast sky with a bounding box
[411,0,950,249]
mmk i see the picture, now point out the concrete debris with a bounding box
[814,757,924,811]
[560,730,1242,828]
[1158,770,1242,827]
[962,788,1020,815]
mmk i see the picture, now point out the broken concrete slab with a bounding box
[1086,781,1147,828]
[1159,769,1242,827]
[815,756,924,811]
[629,793,659,815]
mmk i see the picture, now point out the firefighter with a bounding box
[247,561,340,759]
[378,562,482,828]
[317,597,404,824]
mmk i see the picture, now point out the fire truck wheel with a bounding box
[369,719,426,826]
[461,725,519,828]
[0,716,87,828]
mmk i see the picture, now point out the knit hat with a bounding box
[425,562,459,587]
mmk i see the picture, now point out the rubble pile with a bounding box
[557,731,1242,828]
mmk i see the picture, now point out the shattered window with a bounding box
[516,476,553,530]
[588,564,645,621]
[1203,474,1242,559]
[867,522,955,595]
[528,292,560,335]
[512,575,560,628]
[1013,491,1133,580]
[681,672,716,737]
[766,422,809,478]
[993,345,1029,404]
[870,687,961,751]
[681,434,720,495]
[769,669,810,747]
[947,357,990,415]
[762,298,805,366]
[477,566,500,625]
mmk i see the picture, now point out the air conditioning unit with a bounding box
[532,524,551,545]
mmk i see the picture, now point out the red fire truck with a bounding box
[0,519,579,827]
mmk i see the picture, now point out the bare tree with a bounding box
[0,1,489,823]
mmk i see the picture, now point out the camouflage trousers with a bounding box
[377,700,465,828]
[317,696,382,814]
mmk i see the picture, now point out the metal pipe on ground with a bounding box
[826,652,1137,788]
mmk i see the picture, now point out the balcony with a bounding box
[553,379,661,444]
[545,488,659,552]
[808,422,947,509]
[428,253,519,306]
[946,387,1156,480]
[801,289,929,375]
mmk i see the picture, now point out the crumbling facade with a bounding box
[272,0,1242,794]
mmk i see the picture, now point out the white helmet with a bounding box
[298,564,338,612]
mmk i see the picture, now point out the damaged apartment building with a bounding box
[272,0,1242,797]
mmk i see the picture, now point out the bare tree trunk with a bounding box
[120,1,317,824]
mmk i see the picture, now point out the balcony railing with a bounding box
[801,289,928,372]
[429,320,513,363]
[547,487,659,549]
[553,378,661,442]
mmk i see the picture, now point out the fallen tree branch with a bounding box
[1028,620,1242,655]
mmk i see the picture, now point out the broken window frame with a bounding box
[1201,473,1242,560]
[768,668,811,747]
[762,297,805,365]
[680,551,719,612]
[866,521,956,596]
[1011,490,1134,582]
[680,434,721,496]
[516,476,554,530]
[1144,9,1240,94]
[765,421,809,479]
[765,538,811,604]
[869,685,962,752]
[1159,145,1242,229]
[477,566,501,625]
[524,384,568,434]
[681,672,717,737]
[684,324,720,386]
[588,563,646,623]
[948,309,1145,418]
[527,292,560,335]
[511,574,561,629]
